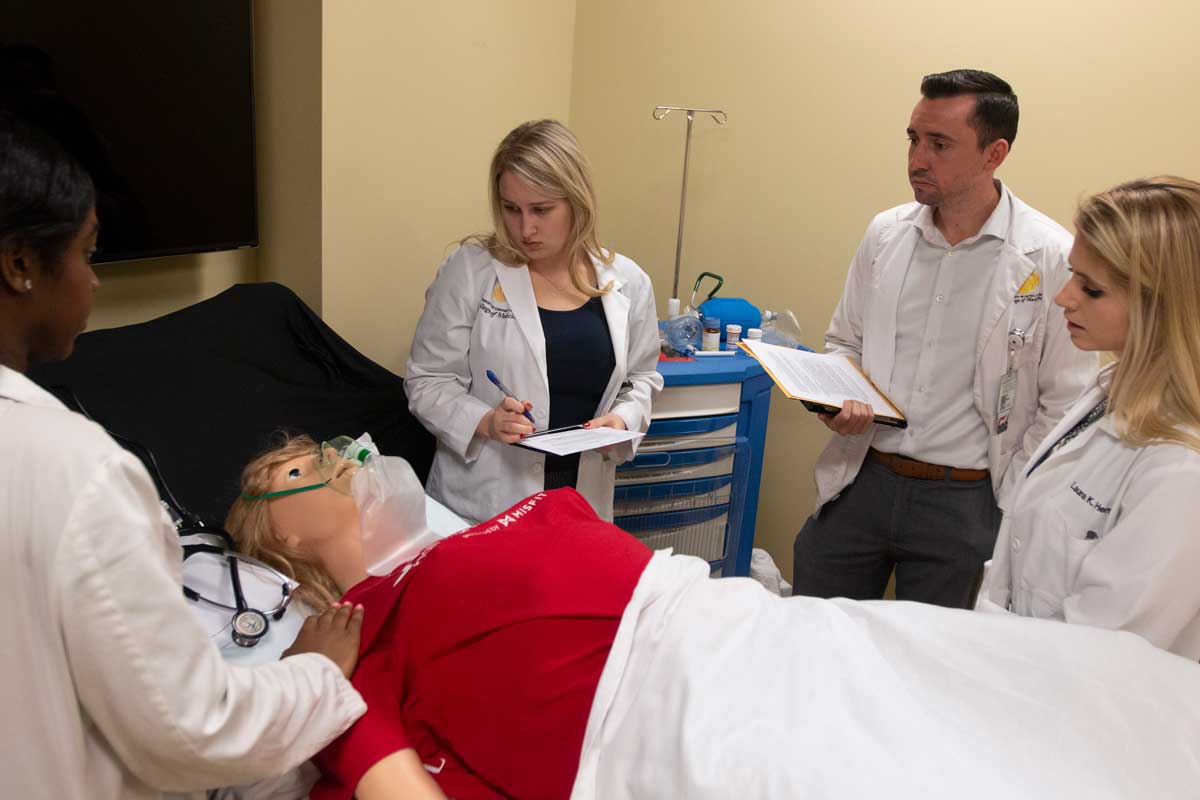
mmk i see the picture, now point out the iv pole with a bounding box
[653,105,727,298]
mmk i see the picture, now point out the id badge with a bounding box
[996,328,1026,434]
[995,369,1017,434]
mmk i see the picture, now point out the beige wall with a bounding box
[569,0,1200,578]
[84,1,1200,578]
[88,249,254,331]
[320,0,578,373]
[255,0,324,312]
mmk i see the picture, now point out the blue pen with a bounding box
[486,370,536,426]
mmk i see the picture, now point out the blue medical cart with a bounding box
[613,352,773,576]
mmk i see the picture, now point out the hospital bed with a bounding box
[31,283,1200,799]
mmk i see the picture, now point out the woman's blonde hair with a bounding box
[224,434,341,611]
[465,119,612,297]
[1075,175,1200,450]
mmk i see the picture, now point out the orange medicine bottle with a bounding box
[701,317,721,351]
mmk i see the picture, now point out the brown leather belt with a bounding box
[867,447,989,482]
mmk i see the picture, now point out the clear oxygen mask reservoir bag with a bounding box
[341,434,441,576]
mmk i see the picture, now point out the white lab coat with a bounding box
[814,184,1098,511]
[406,245,663,523]
[0,367,365,800]
[979,366,1200,660]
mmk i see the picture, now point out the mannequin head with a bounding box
[225,434,364,610]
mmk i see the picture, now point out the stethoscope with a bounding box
[54,386,295,648]
[177,528,296,648]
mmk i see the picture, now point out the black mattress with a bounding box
[30,282,435,528]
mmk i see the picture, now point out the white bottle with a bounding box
[759,309,803,348]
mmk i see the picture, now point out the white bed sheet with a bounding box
[573,551,1200,799]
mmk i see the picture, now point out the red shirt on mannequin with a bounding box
[311,488,652,800]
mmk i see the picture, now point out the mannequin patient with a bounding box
[226,435,1200,800]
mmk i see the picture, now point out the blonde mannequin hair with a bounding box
[225,434,341,611]
[1074,176,1200,450]
[466,119,613,297]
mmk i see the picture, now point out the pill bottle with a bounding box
[725,323,742,349]
[701,316,721,351]
[745,327,763,342]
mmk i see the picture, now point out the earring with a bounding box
[24,279,33,291]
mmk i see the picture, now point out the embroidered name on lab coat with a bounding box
[1070,481,1111,513]
[478,297,515,320]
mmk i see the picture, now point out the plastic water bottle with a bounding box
[759,309,803,348]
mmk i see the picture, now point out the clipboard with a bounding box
[512,424,584,453]
[739,340,907,429]
[520,424,585,440]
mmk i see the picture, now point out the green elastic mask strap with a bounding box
[240,480,329,502]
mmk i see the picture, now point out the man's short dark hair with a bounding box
[920,69,1019,151]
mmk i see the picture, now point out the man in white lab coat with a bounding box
[792,70,1097,607]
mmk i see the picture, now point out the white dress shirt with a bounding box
[815,182,1098,511]
[0,366,365,799]
[872,198,1011,468]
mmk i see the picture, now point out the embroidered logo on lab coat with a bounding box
[1014,271,1043,304]
[480,281,515,320]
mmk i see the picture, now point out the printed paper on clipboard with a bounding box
[513,425,645,456]
[739,339,907,429]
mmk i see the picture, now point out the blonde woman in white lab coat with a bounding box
[406,120,662,523]
[0,112,367,799]
[980,176,1200,660]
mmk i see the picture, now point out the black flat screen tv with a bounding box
[2,0,256,264]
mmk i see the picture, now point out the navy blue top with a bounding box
[538,297,616,486]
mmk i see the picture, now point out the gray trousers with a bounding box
[792,459,1001,608]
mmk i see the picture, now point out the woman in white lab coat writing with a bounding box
[0,112,367,798]
[980,176,1200,660]
[406,120,662,522]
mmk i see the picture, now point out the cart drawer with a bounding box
[639,413,738,452]
[614,503,729,563]
[612,474,733,516]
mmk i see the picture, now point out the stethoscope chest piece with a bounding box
[231,608,270,647]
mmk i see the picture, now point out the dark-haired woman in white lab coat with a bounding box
[0,111,367,798]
